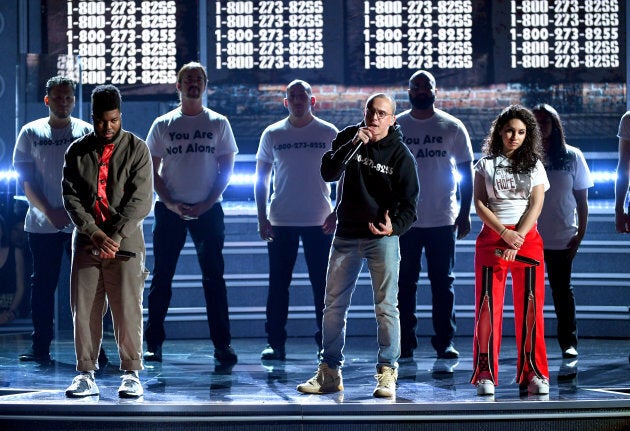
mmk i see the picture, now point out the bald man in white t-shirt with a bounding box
[255,80,338,360]
[397,71,474,362]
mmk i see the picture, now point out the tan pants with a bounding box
[70,231,148,372]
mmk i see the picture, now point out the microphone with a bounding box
[494,248,540,266]
[92,248,137,259]
[342,139,364,165]
[115,250,137,259]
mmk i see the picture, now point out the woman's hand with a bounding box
[501,229,525,250]
[498,248,518,262]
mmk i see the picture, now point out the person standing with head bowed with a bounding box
[533,103,593,360]
[470,105,550,397]
[62,84,153,398]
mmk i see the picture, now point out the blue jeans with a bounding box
[145,201,232,349]
[544,248,578,350]
[266,226,332,350]
[398,226,456,354]
[321,235,401,369]
[27,232,72,355]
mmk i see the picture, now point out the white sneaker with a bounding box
[118,372,143,398]
[527,376,550,395]
[476,379,495,396]
[373,365,397,398]
[66,372,99,398]
[297,363,343,394]
[563,347,578,359]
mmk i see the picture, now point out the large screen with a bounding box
[42,0,625,90]
[206,0,625,85]
[43,0,199,98]
[208,0,345,83]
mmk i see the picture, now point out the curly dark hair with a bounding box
[481,104,543,173]
[532,103,569,171]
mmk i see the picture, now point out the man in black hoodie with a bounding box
[297,93,419,398]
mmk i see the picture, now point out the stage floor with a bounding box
[1,332,629,403]
[0,333,629,430]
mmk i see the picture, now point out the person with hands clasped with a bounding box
[12,76,93,363]
[470,105,550,397]
[297,93,419,398]
[534,104,593,360]
[254,80,338,360]
[143,62,239,366]
[397,70,474,362]
[62,85,153,398]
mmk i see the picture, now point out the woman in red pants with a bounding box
[471,105,550,396]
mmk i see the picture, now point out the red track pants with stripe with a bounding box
[471,224,549,386]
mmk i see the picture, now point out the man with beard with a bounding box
[396,70,473,364]
[62,84,153,398]
[143,62,239,365]
[255,80,338,360]
[12,76,96,363]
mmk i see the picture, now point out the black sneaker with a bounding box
[143,346,163,362]
[261,345,286,360]
[18,347,52,363]
[214,345,238,365]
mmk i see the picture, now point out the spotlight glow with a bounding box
[0,169,620,187]
[228,173,257,186]
[590,171,617,183]
[0,170,18,182]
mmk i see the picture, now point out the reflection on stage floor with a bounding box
[1,333,628,403]
[0,333,629,430]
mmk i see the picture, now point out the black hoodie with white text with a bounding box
[321,122,419,239]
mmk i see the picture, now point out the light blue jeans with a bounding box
[321,235,401,369]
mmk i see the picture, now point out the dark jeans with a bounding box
[544,248,578,350]
[266,226,332,350]
[27,231,72,355]
[145,202,231,349]
[398,226,456,354]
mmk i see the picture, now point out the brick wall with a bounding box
[212,82,626,154]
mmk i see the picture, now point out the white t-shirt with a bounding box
[475,156,550,225]
[618,111,630,141]
[397,109,473,228]
[256,117,338,226]
[12,117,92,233]
[538,145,593,249]
[147,107,238,204]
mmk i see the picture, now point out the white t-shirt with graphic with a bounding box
[475,155,550,225]
[256,117,338,226]
[13,117,92,233]
[538,145,593,249]
[397,109,473,228]
[147,107,238,204]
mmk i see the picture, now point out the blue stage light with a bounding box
[0,170,18,182]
